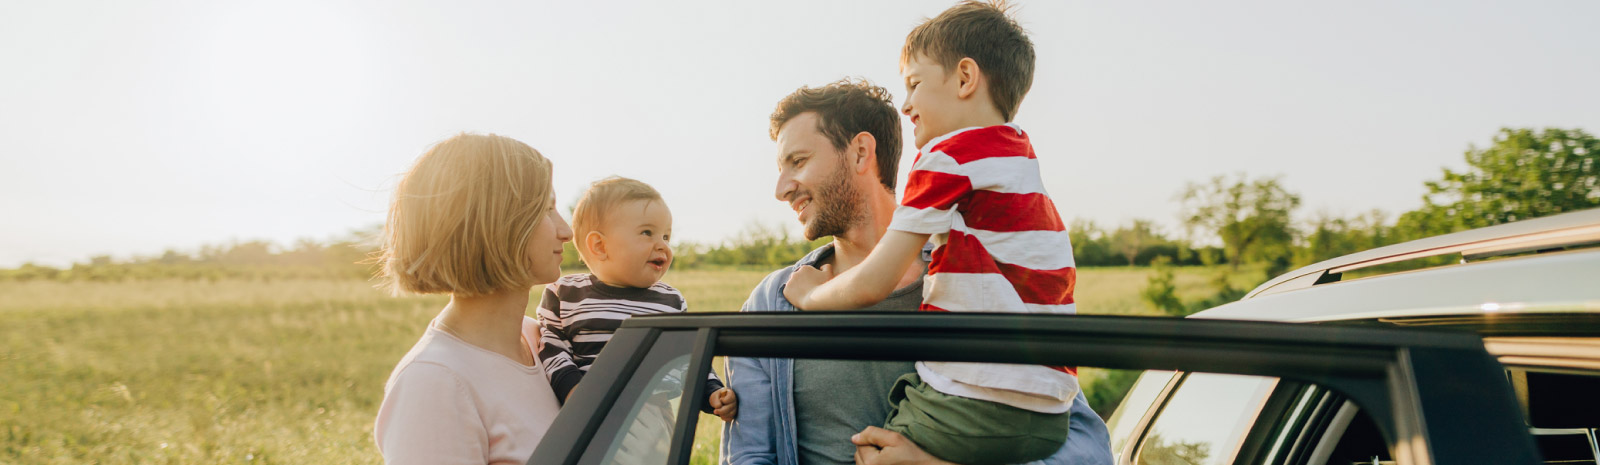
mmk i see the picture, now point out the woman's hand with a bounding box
[782,264,833,309]
[709,388,738,421]
[851,426,958,465]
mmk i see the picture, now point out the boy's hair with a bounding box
[769,78,903,192]
[902,0,1035,121]
[378,133,555,297]
[571,176,664,254]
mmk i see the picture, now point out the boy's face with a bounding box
[900,54,962,149]
[583,199,673,288]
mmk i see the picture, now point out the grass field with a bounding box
[1,266,1260,464]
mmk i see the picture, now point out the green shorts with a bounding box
[883,373,1071,465]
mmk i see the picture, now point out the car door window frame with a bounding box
[531,312,1541,465]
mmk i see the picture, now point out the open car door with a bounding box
[529,312,1538,465]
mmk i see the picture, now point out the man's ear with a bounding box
[849,131,877,175]
[583,231,608,262]
[956,57,982,100]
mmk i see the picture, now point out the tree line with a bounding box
[5,127,1595,284]
[1140,127,1598,316]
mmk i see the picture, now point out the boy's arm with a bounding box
[783,230,930,310]
[535,285,585,404]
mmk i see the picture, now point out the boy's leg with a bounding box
[884,374,1071,465]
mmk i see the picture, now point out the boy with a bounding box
[537,176,737,421]
[782,2,1077,463]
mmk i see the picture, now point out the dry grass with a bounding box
[1,266,1246,464]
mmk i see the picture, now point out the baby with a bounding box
[536,176,736,421]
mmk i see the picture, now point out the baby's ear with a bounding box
[584,231,608,261]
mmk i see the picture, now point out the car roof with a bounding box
[1190,248,1600,323]
[1192,208,1600,324]
[1246,208,1600,299]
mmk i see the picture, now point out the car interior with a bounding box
[1516,369,1600,465]
[1275,369,1600,465]
[1117,366,1599,465]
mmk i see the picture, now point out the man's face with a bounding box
[900,54,961,149]
[774,113,863,241]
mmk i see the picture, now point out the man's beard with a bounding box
[801,161,865,241]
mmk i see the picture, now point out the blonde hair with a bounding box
[571,176,663,261]
[377,133,555,297]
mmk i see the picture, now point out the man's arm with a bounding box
[1030,390,1114,465]
[783,230,929,310]
[720,273,787,465]
[851,426,956,465]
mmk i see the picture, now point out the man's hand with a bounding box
[782,263,833,309]
[851,426,956,465]
[708,388,739,422]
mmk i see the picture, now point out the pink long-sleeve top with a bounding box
[374,316,561,465]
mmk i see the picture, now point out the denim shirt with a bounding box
[720,244,1113,465]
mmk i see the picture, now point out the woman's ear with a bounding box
[584,231,608,262]
[956,57,982,100]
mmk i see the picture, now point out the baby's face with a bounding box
[588,199,673,288]
[900,54,961,149]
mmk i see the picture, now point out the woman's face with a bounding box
[526,204,574,285]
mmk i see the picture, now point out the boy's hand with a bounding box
[708,388,738,422]
[782,264,833,309]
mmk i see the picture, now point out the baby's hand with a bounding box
[709,388,738,422]
[782,264,832,309]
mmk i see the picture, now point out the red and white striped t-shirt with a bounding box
[889,123,1080,413]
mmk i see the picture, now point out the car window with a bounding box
[1106,370,1177,460]
[1134,373,1278,465]
[578,330,697,465]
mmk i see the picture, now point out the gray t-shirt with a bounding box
[793,271,924,465]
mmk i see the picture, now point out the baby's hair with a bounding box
[377,133,554,297]
[902,0,1035,121]
[570,176,664,255]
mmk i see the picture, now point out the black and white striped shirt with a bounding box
[536,273,723,406]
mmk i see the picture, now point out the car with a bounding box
[526,312,1538,465]
[1104,208,1600,465]
[521,213,1600,465]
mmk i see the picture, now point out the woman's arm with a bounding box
[374,363,488,464]
[783,230,929,310]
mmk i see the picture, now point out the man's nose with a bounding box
[775,172,795,202]
[901,100,912,116]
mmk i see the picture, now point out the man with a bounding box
[720,78,1112,465]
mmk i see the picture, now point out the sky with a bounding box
[2,1,1598,267]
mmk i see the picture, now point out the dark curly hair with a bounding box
[769,78,903,192]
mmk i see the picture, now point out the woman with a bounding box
[373,133,573,464]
